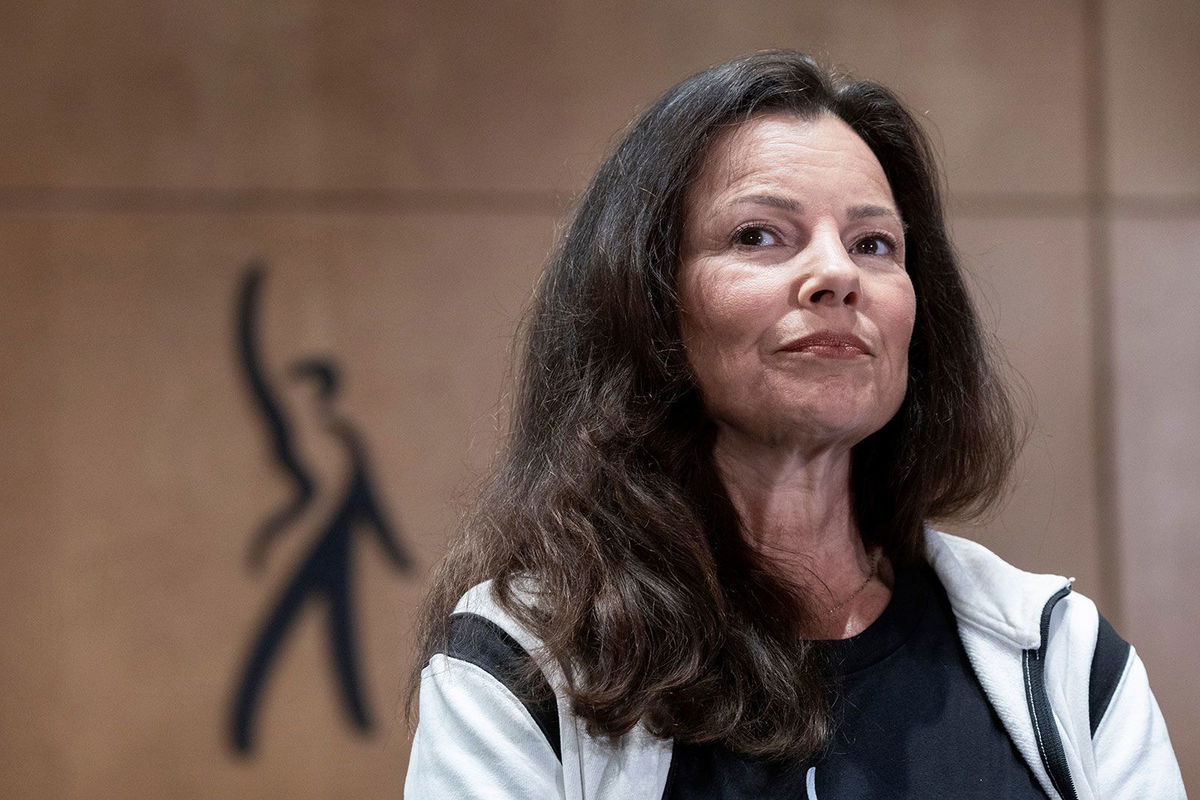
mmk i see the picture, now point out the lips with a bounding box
[779,331,871,358]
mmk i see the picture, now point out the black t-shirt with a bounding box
[663,563,1051,798]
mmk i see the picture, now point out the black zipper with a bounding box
[1022,584,1078,800]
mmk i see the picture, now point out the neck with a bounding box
[713,427,889,637]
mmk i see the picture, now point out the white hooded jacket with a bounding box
[405,529,1186,799]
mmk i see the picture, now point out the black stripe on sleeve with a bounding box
[1088,613,1132,736]
[442,612,562,760]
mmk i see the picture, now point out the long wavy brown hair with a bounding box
[410,50,1019,761]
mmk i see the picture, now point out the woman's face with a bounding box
[678,112,916,454]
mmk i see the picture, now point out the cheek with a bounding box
[888,293,918,415]
[864,278,916,414]
[897,305,917,362]
[880,278,917,359]
[680,269,776,347]
[679,277,774,390]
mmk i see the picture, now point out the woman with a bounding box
[404,51,1184,799]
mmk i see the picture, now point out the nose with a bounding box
[796,231,860,308]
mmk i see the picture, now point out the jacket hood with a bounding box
[924,528,1073,650]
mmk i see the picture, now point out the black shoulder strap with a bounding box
[442,612,562,759]
[1089,613,1131,736]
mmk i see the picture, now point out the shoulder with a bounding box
[443,580,555,699]
[923,528,1132,732]
[410,581,675,798]
[451,579,548,653]
[922,526,1116,653]
[428,580,562,756]
[405,581,567,797]
[1088,612,1132,735]
[924,528,1080,647]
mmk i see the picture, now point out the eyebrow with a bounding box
[847,204,903,225]
[726,194,904,226]
[727,193,802,213]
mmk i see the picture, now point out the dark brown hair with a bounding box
[411,50,1018,760]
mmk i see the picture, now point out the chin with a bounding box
[706,378,905,450]
[767,393,901,449]
[792,413,883,449]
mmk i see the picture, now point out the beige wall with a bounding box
[1,1,1195,796]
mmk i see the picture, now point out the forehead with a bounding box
[687,112,896,210]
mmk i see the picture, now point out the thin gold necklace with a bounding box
[825,549,881,615]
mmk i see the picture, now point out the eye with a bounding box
[732,224,781,248]
[850,233,898,257]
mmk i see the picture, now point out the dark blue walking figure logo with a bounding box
[230,262,414,755]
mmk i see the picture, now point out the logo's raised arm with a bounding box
[236,262,315,567]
